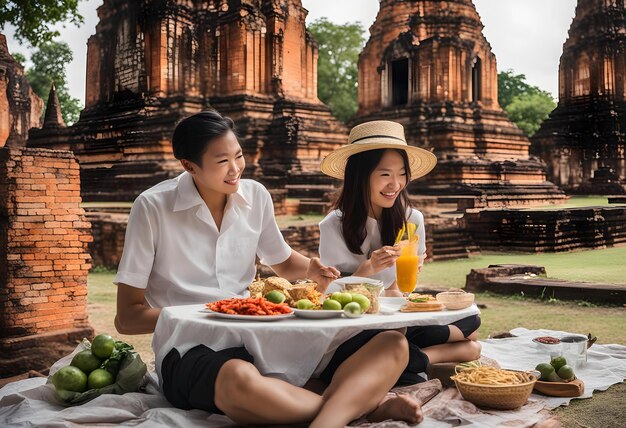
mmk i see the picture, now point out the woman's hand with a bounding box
[355,245,400,277]
[306,257,340,293]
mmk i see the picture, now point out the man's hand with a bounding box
[306,257,340,293]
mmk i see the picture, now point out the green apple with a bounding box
[343,302,362,318]
[331,292,353,308]
[296,299,315,310]
[322,299,342,311]
[350,293,370,312]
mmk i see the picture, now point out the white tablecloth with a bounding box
[153,304,481,386]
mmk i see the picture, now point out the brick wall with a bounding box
[0,147,93,376]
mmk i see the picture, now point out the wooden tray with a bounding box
[533,378,584,397]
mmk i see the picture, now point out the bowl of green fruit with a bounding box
[533,356,585,397]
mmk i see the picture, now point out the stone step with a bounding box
[466,264,626,304]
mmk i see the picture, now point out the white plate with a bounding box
[200,308,293,321]
[292,308,344,319]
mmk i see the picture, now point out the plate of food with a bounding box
[202,297,293,321]
[401,293,445,312]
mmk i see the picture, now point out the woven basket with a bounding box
[436,289,475,310]
[454,372,537,410]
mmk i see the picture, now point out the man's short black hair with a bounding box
[172,110,236,166]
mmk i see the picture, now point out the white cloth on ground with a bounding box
[1,329,624,427]
[480,327,626,409]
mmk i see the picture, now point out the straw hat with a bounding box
[320,120,437,180]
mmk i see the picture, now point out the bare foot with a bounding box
[366,394,423,424]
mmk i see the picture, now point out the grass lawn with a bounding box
[275,214,325,228]
[420,246,626,288]
[526,195,617,210]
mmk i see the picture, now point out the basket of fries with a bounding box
[451,366,537,410]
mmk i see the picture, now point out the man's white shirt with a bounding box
[114,172,292,308]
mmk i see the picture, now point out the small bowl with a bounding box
[436,289,475,310]
[532,336,561,346]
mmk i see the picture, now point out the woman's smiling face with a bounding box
[368,149,408,216]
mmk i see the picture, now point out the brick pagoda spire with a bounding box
[29,0,347,209]
[354,0,565,206]
[533,0,626,194]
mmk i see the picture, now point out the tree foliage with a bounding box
[308,18,365,123]
[506,93,556,137]
[25,41,82,125]
[0,0,83,47]
[498,69,556,137]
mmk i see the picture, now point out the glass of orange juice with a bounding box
[396,239,419,294]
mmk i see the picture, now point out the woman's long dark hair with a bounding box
[334,149,413,255]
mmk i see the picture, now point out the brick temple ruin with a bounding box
[353,0,566,207]
[533,0,626,194]
[0,35,43,148]
[0,36,93,378]
[28,0,347,212]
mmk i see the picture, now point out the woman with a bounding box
[319,120,481,376]
[114,111,423,427]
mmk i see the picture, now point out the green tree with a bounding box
[506,93,556,137]
[11,52,26,65]
[0,1,83,47]
[308,18,365,123]
[25,41,82,125]
[498,69,556,137]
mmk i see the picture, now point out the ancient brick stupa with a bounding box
[0,34,93,377]
[29,0,347,209]
[0,34,43,148]
[353,0,565,206]
[533,0,626,194]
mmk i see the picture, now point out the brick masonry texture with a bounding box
[0,147,92,338]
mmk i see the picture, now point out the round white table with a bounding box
[153,304,480,387]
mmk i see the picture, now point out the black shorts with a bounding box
[161,344,254,415]
[319,330,430,387]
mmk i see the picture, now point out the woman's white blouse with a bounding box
[319,209,427,288]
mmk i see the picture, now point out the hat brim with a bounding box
[320,139,437,180]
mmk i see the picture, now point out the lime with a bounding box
[557,365,575,381]
[92,334,115,359]
[296,299,315,310]
[52,366,88,392]
[350,294,370,312]
[331,292,352,308]
[535,363,555,381]
[550,356,567,372]
[322,299,342,310]
[343,302,362,318]
[70,350,102,374]
[265,290,286,304]
[87,368,115,389]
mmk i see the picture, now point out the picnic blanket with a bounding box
[1,329,624,427]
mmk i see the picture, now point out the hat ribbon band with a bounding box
[350,135,406,144]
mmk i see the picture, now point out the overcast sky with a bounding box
[3,0,577,104]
